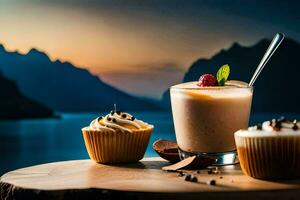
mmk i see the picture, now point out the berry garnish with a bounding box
[198,74,217,87]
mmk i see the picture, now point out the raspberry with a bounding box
[198,74,217,87]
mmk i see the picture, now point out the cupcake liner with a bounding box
[235,135,300,179]
[82,128,152,163]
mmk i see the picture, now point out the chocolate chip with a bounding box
[131,116,135,121]
[121,114,127,118]
[213,167,221,174]
[112,118,117,123]
[107,117,111,121]
[97,116,103,121]
[256,123,262,130]
[270,118,281,131]
[110,110,115,115]
[292,125,298,130]
[184,174,191,181]
[196,170,201,174]
[219,176,223,179]
[275,123,281,130]
[207,169,212,174]
[190,175,198,182]
[116,110,121,115]
[207,179,216,185]
[177,171,185,177]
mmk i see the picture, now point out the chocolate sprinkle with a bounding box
[263,117,299,131]
[184,174,191,181]
[177,171,185,177]
[269,118,281,131]
[183,174,198,183]
[268,120,272,126]
[207,179,216,185]
[190,176,198,182]
[274,122,281,130]
[292,124,298,130]
[292,120,298,130]
[256,123,262,130]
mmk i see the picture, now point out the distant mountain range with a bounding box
[0,71,53,119]
[1,37,298,114]
[162,38,300,112]
[0,45,160,112]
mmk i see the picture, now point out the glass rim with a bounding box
[170,82,253,91]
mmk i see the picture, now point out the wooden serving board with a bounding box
[1,157,300,200]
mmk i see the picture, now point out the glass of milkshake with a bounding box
[170,80,253,165]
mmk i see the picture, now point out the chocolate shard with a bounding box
[162,155,215,171]
[153,139,180,163]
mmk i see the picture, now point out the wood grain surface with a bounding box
[1,157,300,200]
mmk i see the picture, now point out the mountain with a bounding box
[0,45,159,112]
[162,38,300,112]
[0,70,53,119]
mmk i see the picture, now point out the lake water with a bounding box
[0,112,299,174]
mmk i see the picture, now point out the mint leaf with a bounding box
[218,78,226,86]
[216,64,230,86]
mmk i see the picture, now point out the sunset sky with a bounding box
[0,0,299,98]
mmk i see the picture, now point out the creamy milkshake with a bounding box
[170,80,253,164]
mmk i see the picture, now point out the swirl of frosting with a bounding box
[236,117,300,137]
[248,118,300,132]
[83,111,153,133]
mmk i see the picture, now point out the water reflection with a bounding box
[0,122,21,173]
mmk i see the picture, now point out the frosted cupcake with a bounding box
[235,117,300,179]
[82,110,153,163]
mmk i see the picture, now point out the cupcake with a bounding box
[235,117,300,179]
[82,110,153,163]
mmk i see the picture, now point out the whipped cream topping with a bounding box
[82,111,153,133]
[235,117,300,137]
[171,81,252,99]
[171,80,250,90]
